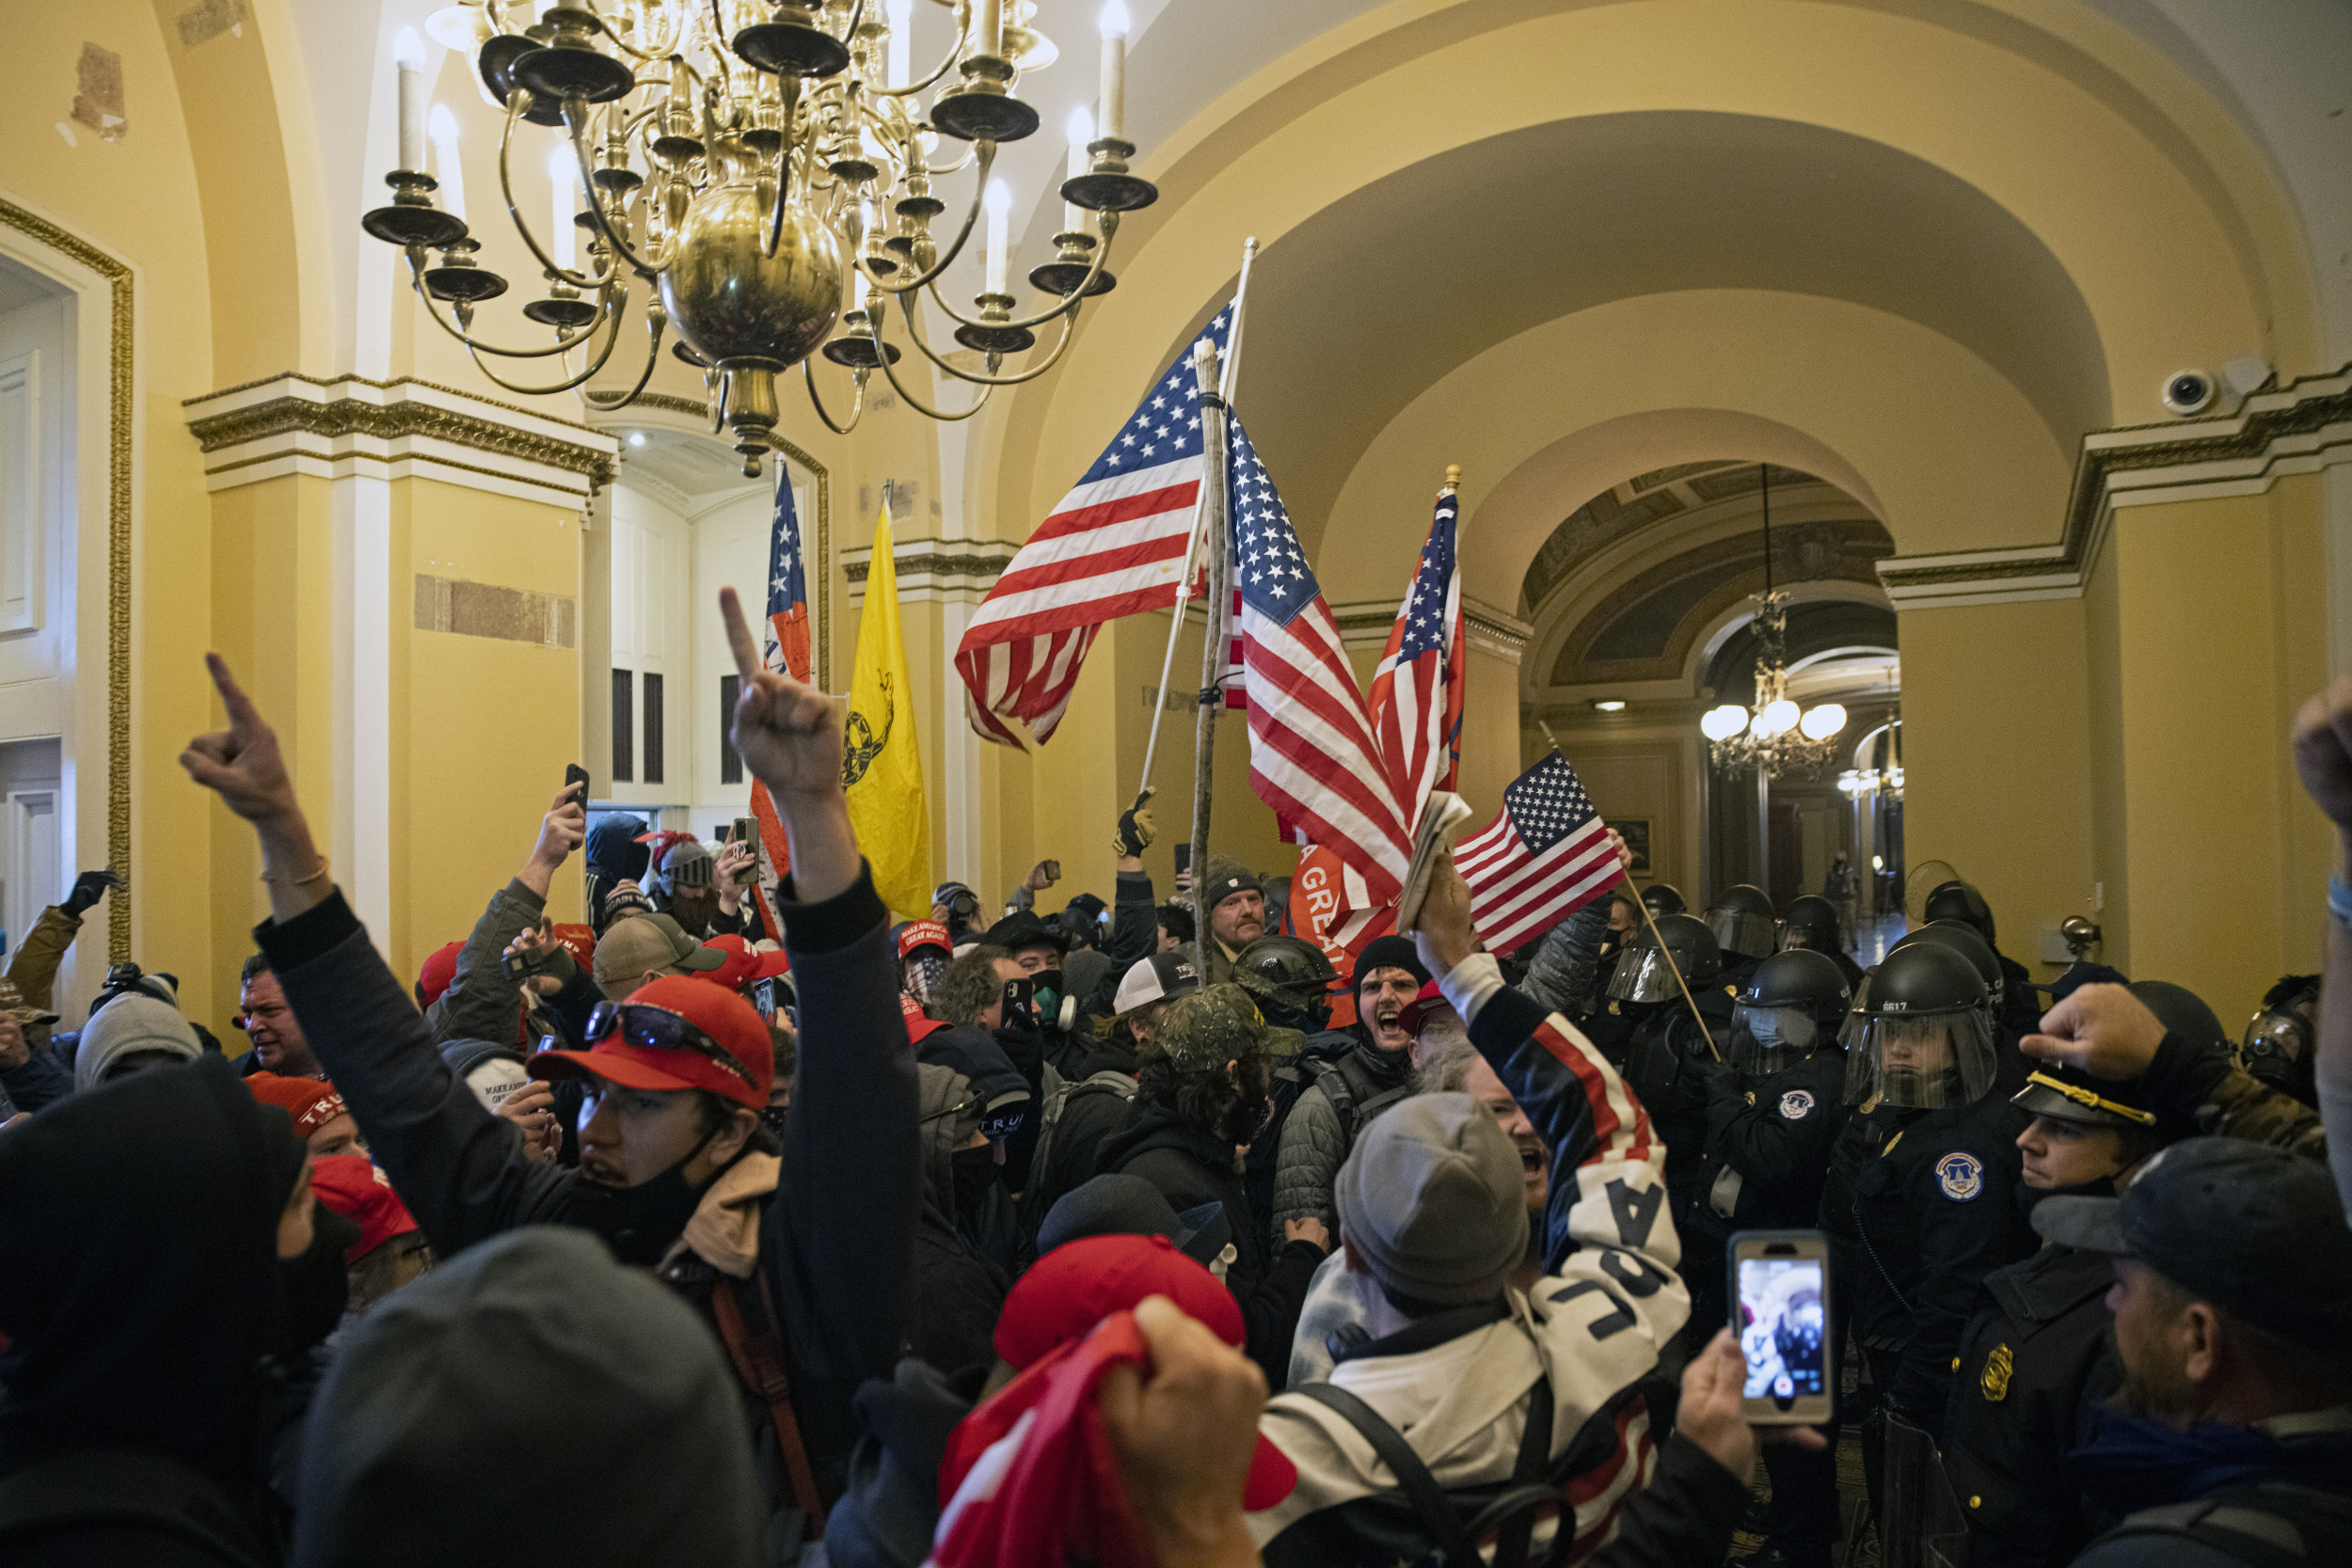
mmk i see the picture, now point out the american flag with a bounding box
[1454,750,1620,954]
[1370,486,1465,806]
[744,470,810,938]
[1225,420,1411,900]
[955,307,1234,745]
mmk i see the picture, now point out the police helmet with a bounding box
[1842,942,1998,1110]
[1731,950,1851,1076]
[1642,882,1688,918]
[1232,935,1341,1026]
[1705,883,1777,961]
[2127,980,2228,1052]
[1894,920,2004,1008]
[1922,879,1997,947]
[1779,895,1844,956]
[1607,912,1721,1003]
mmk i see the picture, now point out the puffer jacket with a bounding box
[1520,901,1612,1021]
[1270,1037,1416,1237]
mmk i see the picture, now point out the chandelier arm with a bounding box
[463,298,632,395]
[565,108,678,279]
[870,329,996,419]
[761,139,794,260]
[878,300,1077,389]
[500,90,622,293]
[405,254,627,359]
[867,0,970,97]
[866,139,996,295]
[580,1,682,61]
[914,216,1114,331]
[801,357,868,436]
[581,307,670,408]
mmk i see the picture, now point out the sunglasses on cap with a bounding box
[583,1001,755,1089]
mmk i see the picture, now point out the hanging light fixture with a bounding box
[376,0,1158,475]
[1700,464,1847,778]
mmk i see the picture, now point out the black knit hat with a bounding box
[1352,934,1431,994]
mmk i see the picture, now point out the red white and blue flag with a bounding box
[1223,420,1411,903]
[1454,749,1619,954]
[745,470,810,939]
[955,307,1235,746]
[1370,486,1465,805]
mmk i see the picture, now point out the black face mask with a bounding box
[580,1146,714,1267]
[949,1144,1002,1223]
[282,1206,358,1354]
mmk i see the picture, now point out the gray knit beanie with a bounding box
[75,994,203,1092]
[1335,1091,1530,1308]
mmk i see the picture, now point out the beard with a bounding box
[2107,1323,2199,1428]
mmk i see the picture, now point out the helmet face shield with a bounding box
[1843,1008,1997,1108]
[1708,909,1776,960]
[1731,1003,1820,1075]
[2242,1010,2309,1066]
[1607,942,1686,1005]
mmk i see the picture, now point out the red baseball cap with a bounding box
[531,974,773,1110]
[548,923,598,970]
[696,934,761,993]
[994,1234,1294,1511]
[751,947,793,980]
[898,920,952,960]
[246,1072,350,1139]
[416,942,463,1008]
[1399,978,1454,1037]
[899,993,948,1045]
[308,1154,420,1261]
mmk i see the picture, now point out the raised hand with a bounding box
[2293,674,2352,867]
[519,784,588,898]
[1409,848,1480,979]
[721,586,844,804]
[1116,787,1157,863]
[181,654,300,826]
[1098,1294,1268,1568]
[61,868,126,918]
[2021,982,2166,1081]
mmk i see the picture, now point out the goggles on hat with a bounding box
[2018,1069,2156,1126]
[583,1001,755,1090]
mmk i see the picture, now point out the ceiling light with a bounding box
[1592,699,1626,713]
[628,432,644,447]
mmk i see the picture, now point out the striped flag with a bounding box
[1455,750,1620,954]
[955,306,1234,746]
[744,470,810,940]
[1369,485,1465,804]
[1225,420,1411,901]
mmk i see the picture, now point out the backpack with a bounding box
[0,1449,274,1566]
[1015,1065,1140,1247]
[1290,1370,1559,1568]
[1302,1032,1416,1146]
[2094,1484,2352,1568]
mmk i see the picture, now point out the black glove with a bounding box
[61,869,125,919]
[1114,787,1157,859]
[1688,1054,1740,1102]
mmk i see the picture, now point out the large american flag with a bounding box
[1454,750,1620,954]
[954,307,1234,745]
[1370,486,1465,804]
[744,470,810,938]
[1225,420,1411,900]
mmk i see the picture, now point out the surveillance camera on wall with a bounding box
[2160,370,2217,417]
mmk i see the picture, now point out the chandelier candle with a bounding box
[885,0,913,87]
[394,30,429,174]
[983,179,1010,295]
[1099,2,1128,140]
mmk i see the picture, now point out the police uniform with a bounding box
[1942,1237,2118,1567]
[1618,988,1732,1216]
[1682,1048,1852,1329]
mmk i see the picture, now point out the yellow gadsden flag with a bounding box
[841,507,931,920]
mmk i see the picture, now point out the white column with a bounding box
[334,473,395,947]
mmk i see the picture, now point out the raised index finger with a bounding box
[204,652,261,727]
[719,587,764,684]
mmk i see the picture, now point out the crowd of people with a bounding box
[1,587,2348,1568]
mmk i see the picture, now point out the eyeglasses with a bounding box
[583,1002,754,1087]
[2023,1070,2155,1126]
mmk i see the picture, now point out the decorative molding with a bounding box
[183,373,619,507]
[1882,365,2352,609]
[842,535,1017,606]
[0,198,134,961]
[1322,594,1531,659]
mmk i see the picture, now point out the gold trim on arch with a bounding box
[628,390,834,689]
[0,198,133,962]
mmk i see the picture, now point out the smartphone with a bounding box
[998,975,1038,1032]
[503,946,552,982]
[1172,842,1192,879]
[1041,858,1061,882]
[564,763,590,804]
[1728,1229,1834,1424]
[732,816,761,883]
[750,974,793,1022]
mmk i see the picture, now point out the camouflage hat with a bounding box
[1152,983,1270,1072]
[0,978,57,1028]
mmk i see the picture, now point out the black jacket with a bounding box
[1619,990,1732,1201]
[1688,1047,1851,1239]
[1943,1240,2117,1568]
[256,869,922,1513]
[1819,1090,2034,1423]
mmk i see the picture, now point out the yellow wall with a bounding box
[1900,596,2096,976]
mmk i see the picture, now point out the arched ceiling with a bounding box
[1225,110,2106,540]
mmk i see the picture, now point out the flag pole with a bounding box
[1137,237,1257,803]
[1536,719,1721,1059]
[1187,337,1233,985]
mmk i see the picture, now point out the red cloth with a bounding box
[931,1312,1157,1568]
[308,1154,420,1261]
[416,942,463,1007]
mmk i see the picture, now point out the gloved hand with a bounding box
[1688,1054,1740,1102]
[1115,787,1157,859]
[61,869,126,919]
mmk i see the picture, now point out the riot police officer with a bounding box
[1642,881,1688,918]
[1604,913,1732,1217]
[1893,920,2029,1089]
[1686,948,1853,1568]
[1819,942,2034,1541]
[1780,894,1865,991]
[1704,882,1777,989]
[1923,879,2042,1038]
[1944,1058,2159,1568]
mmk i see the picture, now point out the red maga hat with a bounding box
[531,974,773,1110]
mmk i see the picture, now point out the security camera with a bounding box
[2160,370,2217,417]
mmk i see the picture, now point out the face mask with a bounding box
[907,953,947,1005]
[580,1148,709,1266]
[282,1206,358,1353]
[1033,969,1064,1024]
[949,1144,1001,1220]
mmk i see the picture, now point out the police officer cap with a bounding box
[2033,1137,2352,1354]
[1740,949,1851,1014]
[2126,979,2228,1052]
[1923,879,1996,945]
[1640,882,1687,917]
[2010,1056,2156,1129]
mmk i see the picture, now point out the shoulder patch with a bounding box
[1935,1151,1985,1202]
[1778,1088,1816,1120]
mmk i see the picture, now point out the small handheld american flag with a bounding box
[1454,749,1621,954]
[744,470,810,940]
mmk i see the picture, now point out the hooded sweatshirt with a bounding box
[291,1227,763,1568]
[0,1054,313,1561]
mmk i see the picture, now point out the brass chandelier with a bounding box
[368,0,1156,474]
[1699,466,1847,779]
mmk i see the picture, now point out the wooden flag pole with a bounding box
[1536,720,1720,1058]
[1186,338,1233,986]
